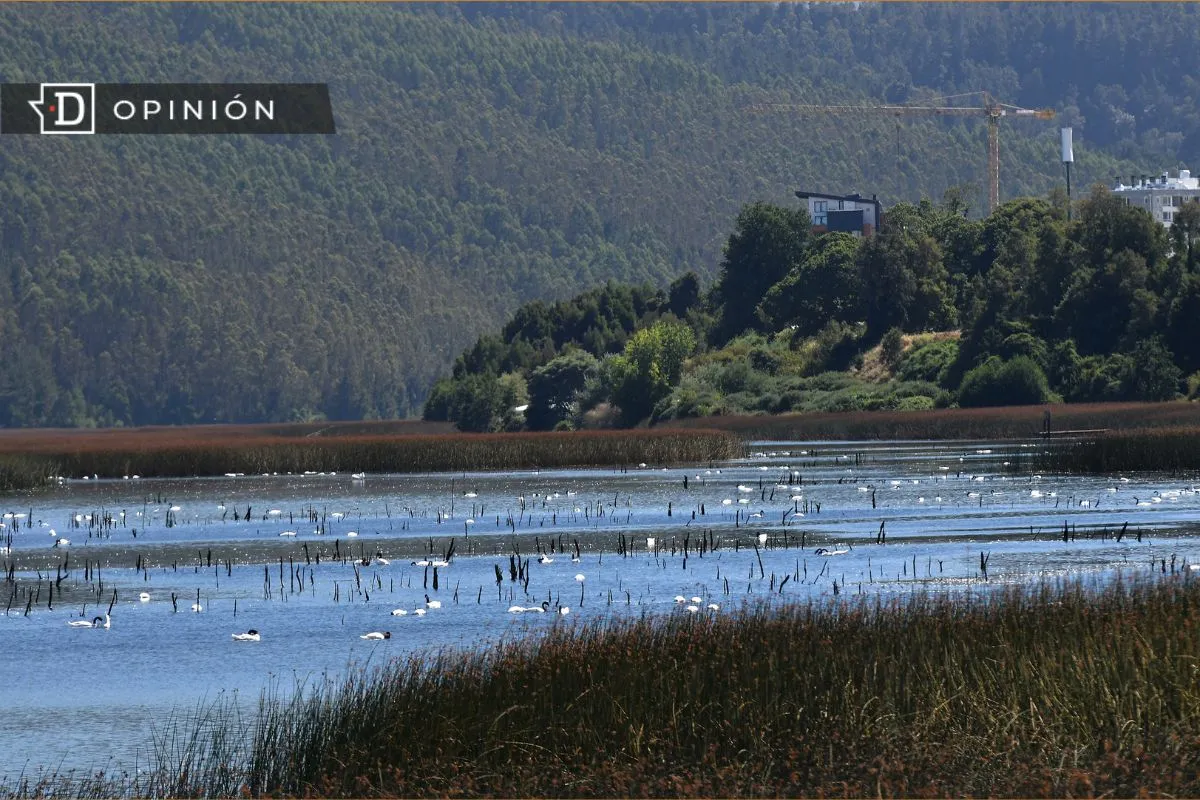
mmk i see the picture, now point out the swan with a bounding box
[413,608,427,617]
[685,605,699,613]
[508,602,548,613]
[538,554,554,564]
[558,606,570,615]
[191,603,203,612]
[674,595,686,603]
[689,596,702,603]
[232,630,261,642]
[391,609,408,616]
[139,593,151,602]
[424,597,442,610]
[67,619,95,628]
[360,631,391,640]
[351,472,366,480]
[707,603,720,611]
[575,574,586,582]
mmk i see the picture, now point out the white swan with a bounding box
[391,609,408,616]
[139,593,151,603]
[360,631,391,640]
[191,603,203,612]
[413,608,427,617]
[538,554,554,564]
[508,602,549,614]
[67,619,94,628]
[424,595,442,609]
[232,629,261,642]
[558,606,570,615]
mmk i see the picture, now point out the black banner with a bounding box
[1,83,336,134]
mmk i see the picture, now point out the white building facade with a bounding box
[1112,170,1200,227]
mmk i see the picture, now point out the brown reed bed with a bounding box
[665,400,1200,441]
[1044,425,1200,474]
[0,429,741,491]
[114,571,1200,798]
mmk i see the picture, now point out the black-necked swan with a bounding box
[360,631,391,640]
[232,629,261,642]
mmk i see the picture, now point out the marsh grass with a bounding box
[668,400,1200,441]
[0,429,740,490]
[1047,426,1200,473]
[110,571,1200,797]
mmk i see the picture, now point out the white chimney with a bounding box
[1060,128,1074,163]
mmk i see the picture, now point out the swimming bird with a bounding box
[360,631,391,640]
[508,602,549,614]
[232,630,261,642]
[139,593,151,602]
[538,554,554,564]
[674,595,686,603]
[424,595,442,609]
[685,605,699,613]
[67,619,95,628]
[191,603,203,612]
[413,608,427,617]
[391,609,408,616]
[558,606,570,615]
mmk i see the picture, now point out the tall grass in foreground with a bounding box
[120,572,1200,797]
[667,400,1200,441]
[0,429,740,490]
[1046,426,1200,473]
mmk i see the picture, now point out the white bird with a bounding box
[424,595,442,609]
[558,606,570,615]
[690,596,702,603]
[279,531,297,537]
[67,619,95,628]
[232,629,261,642]
[54,538,70,547]
[139,593,151,603]
[685,605,699,613]
[538,554,554,564]
[391,609,408,616]
[575,574,586,582]
[413,608,427,617]
[707,603,720,611]
[674,595,686,603]
[360,631,391,640]
[509,602,548,613]
[191,603,203,612]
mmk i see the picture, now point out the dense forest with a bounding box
[2,4,1197,427]
[427,186,1200,430]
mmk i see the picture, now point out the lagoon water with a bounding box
[3,438,1199,780]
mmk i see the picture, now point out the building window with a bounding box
[814,200,827,213]
[814,214,827,226]
[1176,196,1184,207]
[1164,211,1173,222]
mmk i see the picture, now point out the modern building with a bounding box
[795,191,882,237]
[1112,170,1200,228]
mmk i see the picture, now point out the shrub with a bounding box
[880,326,905,368]
[898,339,959,385]
[958,355,1052,408]
[894,395,936,411]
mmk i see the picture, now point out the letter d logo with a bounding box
[28,83,95,134]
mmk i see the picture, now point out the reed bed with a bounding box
[0,429,740,490]
[666,400,1200,441]
[115,571,1200,798]
[1046,425,1200,473]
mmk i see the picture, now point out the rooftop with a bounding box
[1113,169,1198,192]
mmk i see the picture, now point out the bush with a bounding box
[898,339,959,385]
[958,356,1052,408]
[880,327,905,368]
[894,395,936,411]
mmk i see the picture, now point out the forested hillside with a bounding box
[0,4,1191,427]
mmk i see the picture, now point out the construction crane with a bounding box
[748,92,1056,216]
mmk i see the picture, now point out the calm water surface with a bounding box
[2,439,1199,778]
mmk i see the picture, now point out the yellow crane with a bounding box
[747,92,1056,216]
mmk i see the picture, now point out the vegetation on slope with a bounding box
[3,3,1189,428]
[430,185,1200,430]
